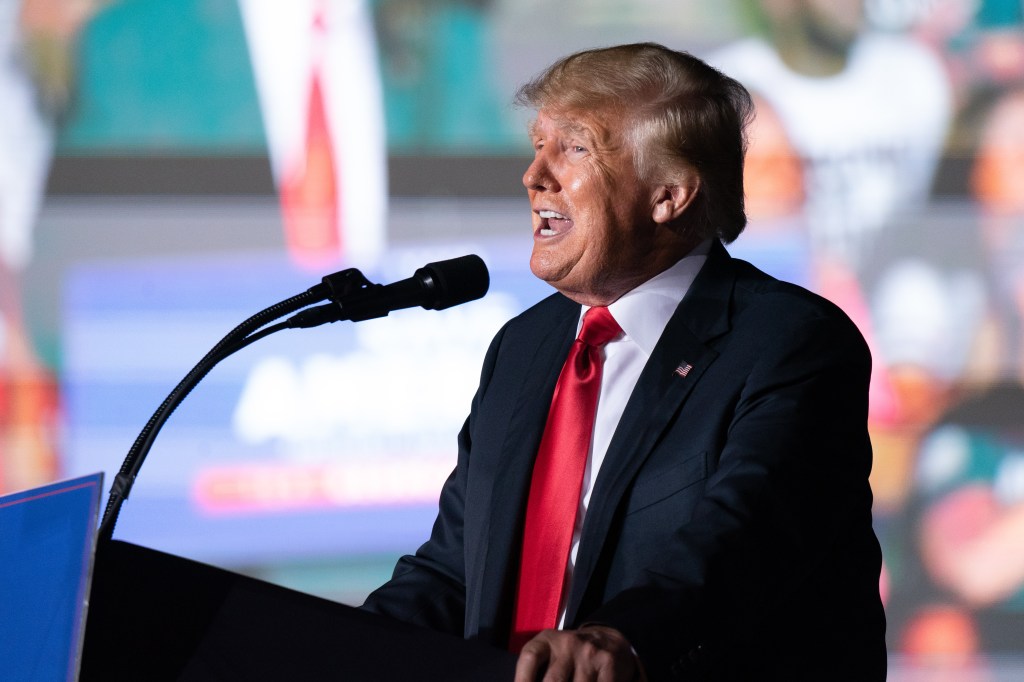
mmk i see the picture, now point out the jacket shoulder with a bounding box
[728,256,862,331]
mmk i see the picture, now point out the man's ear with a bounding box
[652,173,700,224]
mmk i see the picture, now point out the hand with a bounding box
[514,625,646,682]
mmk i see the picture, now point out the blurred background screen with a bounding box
[2,0,1024,676]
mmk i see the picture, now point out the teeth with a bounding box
[538,210,567,220]
[540,227,556,236]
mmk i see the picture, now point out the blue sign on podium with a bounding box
[0,473,103,682]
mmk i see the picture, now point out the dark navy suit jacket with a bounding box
[363,242,886,680]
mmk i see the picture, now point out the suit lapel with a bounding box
[565,242,737,624]
[469,300,578,642]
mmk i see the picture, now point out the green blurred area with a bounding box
[57,0,521,154]
[57,0,266,153]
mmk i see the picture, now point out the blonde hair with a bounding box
[516,43,754,243]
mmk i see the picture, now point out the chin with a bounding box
[529,253,560,283]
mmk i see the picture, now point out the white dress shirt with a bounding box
[558,239,711,626]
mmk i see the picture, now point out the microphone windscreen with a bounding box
[419,255,490,310]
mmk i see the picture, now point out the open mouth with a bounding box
[537,209,573,237]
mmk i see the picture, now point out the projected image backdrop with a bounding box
[1,0,1023,670]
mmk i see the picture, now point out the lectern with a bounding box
[81,539,517,681]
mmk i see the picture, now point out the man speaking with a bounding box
[363,43,885,681]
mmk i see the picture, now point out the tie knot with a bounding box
[578,306,621,347]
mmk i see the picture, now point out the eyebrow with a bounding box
[527,117,600,144]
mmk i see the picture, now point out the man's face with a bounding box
[524,108,678,306]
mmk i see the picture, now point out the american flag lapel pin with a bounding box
[674,362,693,378]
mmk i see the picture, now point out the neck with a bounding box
[558,238,707,307]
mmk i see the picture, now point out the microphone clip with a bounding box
[289,268,378,329]
[321,268,377,306]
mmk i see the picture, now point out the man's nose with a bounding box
[523,155,559,192]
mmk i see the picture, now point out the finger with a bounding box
[594,650,635,682]
[514,636,552,682]
[548,631,603,682]
[575,627,638,682]
[540,653,575,682]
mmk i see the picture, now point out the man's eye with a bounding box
[572,145,588,154]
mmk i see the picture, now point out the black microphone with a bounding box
[288,254,490,327]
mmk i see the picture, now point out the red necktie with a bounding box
[510,306,622,651]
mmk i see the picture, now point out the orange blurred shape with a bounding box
[280,74,341,270]
[901,604,979,658]
[972,92,1024,214]
[743,98,804,221]
[0,370,60,493]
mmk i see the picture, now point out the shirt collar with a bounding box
[580,239,712,356]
